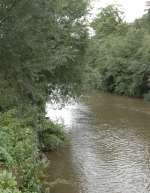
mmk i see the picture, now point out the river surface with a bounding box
[46,92,150,193]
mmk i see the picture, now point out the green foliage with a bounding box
[91,5,127,38]
[0,0,88,111]
[0,0,89,192]
[0,170,39,193]
[0,110,43,193]
[85,5,150,99]
[0,171,21,193]
[0,108,67,193]
[38,119,65,151]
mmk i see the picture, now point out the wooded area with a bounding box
[0,1,150,193]
[0,1,88,192]
[84,4,150,100]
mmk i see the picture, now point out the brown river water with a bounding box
[46,92,150,193]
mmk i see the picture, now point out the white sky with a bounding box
[90,0,147,22]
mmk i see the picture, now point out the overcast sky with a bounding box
[90,0,147,22]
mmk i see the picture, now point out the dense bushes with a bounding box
[38,120,65,152]
[0,109,65,193]
[0,110,44,193]
[0,171,21,193]
[85,5,150,100]
[99,62,150,97]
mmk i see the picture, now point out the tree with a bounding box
[0,1,89,192]
[91,5,126,38]
[84,5,150,99]
[0,0,89,110]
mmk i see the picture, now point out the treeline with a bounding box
[0,0,88,193]
[85,5,150,100]
[1,1,150,192]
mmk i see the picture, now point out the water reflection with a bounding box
[46,93,150,193]
[46,103,76,128]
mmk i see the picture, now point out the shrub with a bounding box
[38,119,65,151]
[0,110,45,193]
[0,109,66,193]
[0,170,21,193]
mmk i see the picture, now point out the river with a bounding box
[46,92,150,193]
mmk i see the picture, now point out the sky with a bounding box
[89,0,147,22]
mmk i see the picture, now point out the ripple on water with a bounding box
[46,93,150,193]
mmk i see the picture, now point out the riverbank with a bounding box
[0,0,89,191]
[84,5,150,102]
[0,108,65,193]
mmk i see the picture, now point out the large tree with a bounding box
[0,0,88,110]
